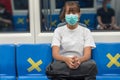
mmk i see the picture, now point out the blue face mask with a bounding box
[106,3,111,8]
[65,14,78,26]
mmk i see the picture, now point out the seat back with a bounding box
[16,43,53,76]
[92,43,120,75]
[0,44,16,76]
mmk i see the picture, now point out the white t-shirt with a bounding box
[52,25,96,57]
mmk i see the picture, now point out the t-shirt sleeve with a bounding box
[97,8,101,16]
[51,28,61,47]
[111,9,115,16]
[84,29,96,49]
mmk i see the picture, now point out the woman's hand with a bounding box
[63,56,81,69]
[72,56,81,69]
[100,24,107,29]
[63,57,75,69]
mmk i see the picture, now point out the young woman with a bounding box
[46,1,97,80]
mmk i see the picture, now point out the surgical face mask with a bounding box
[65,14,79,26]
[106,3,111,8]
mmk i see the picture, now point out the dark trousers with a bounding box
[46,60,97,80]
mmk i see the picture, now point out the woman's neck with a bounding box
[67,23,78,30]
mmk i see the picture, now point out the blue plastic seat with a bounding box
[92,43,120,80]
[0,44,16,80]
[16,43,53,80]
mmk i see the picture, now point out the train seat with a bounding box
[16,44,53,80]
[80,13,97,30]
[0,44,16,80]
[92,43,120,80]
[50,13,97,31]
[13,16,28,31]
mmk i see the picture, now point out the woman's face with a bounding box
[65,5,80,18]
[65,5,80,26]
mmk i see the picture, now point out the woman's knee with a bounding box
[87,60,98,75]
[80,60,98,74]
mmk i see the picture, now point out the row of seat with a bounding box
[92,43,120,80]
[0,43,120,80]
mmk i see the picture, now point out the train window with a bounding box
[40,0,120,32]
[13,0,28,10]
[40,0,94,32]
[40,0,51,32]
[56,0,94,9]
[0,0,30,32]
[41,0,50,9]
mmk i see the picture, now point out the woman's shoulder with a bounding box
[79,24,89,30]
[79,25,91,33]
[54,25,66,32]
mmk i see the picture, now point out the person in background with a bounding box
[26,11,45,31]
[40,12,46,31]
[97,0,120,30]
[0,3,13,31]
[46,1,97,80]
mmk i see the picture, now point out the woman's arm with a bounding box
[79,46,92,63]
[52,46,75,69]
[52,46,65,61]
[111,16,116,25]
[97,16,106,28]
[0,18,12,24]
